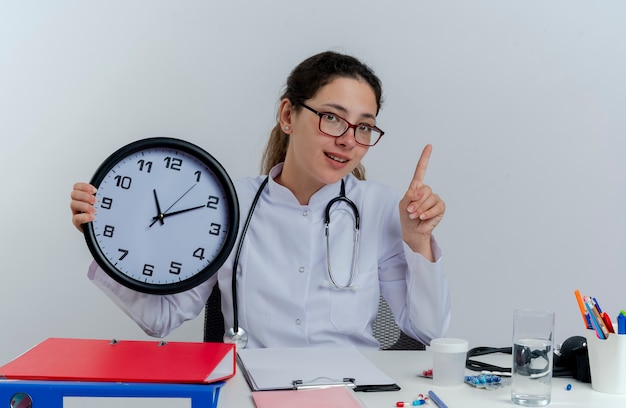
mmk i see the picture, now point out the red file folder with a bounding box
[0,337,236,384]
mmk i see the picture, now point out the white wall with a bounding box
[1,1,625,364]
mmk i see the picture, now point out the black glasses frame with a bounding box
[298,103,385,146]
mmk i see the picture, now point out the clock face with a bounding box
[83,138,239,295]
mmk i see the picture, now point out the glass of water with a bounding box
[511,309,555,406]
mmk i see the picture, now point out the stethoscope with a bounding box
[224,176,360,348]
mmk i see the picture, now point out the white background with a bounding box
[1,1,625,365]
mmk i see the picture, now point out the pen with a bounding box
[584,297,608,339]
[602,312,615,334]
[574,290,592,329]
[428,390,448,408]
[618,314,626,335]
[593,297,603,314]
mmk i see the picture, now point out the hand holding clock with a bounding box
[70,182,97,232]
[70,137,240,294]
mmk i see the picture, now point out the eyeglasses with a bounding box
[298,103,384,146]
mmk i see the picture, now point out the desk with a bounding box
[219,350,626,407]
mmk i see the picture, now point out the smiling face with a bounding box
[278,76,379,204]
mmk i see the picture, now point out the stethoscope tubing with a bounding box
[227,176,360,345]
[230,177,269,331]
[324,180,360,289]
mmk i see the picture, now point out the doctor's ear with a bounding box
[278,98,296,131]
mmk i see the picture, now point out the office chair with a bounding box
[203,288,425,350]
[203,285,225,343]
[373,295,425,350]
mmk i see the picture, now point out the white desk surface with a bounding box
[219,349,626,407]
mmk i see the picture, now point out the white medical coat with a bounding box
[88,164,451,349]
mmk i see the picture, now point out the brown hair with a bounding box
[260,51,383,180]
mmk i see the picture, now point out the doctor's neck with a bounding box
[273,171,326,206]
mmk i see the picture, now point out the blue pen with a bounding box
[585,300,606,339]
[618,314,626,335]
[428,390,448,408]
[593,297,603,314]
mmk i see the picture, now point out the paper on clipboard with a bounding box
[252,386,366,408]
[237,346,399,392]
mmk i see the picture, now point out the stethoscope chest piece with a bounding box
[224,326,248,349]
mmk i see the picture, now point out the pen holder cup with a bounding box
[587,329,626,394]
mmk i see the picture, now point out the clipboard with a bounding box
[236,346,400,392]
[0,337,236,384]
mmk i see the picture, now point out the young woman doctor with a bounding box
[70,51,451,349]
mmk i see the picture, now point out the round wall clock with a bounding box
[83,137,239,295]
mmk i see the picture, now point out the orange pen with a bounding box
[574,290,592,329]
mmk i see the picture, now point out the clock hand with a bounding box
[162,184,197,213]
[149,184,197,227]
[154,204,206,221]
[152,189,165,226]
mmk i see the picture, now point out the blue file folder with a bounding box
[0,379,225,408]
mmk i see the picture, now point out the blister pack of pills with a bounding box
[464,374,510,390]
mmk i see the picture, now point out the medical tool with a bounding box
[224,177,360,348]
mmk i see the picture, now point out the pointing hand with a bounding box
[398,144,445,259]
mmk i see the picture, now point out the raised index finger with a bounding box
[411,144,433,185]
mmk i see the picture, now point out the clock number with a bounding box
[101,197,113,210]
[207,196,219,210]
[114,175,132,189]
[137,159,153,172]
[193,247,205,260]
[169,261,182,275]
[209,223,221,236]
[118,248,128,260]
[103,225,115,238]
[194,170,201,182]
[164,157,182,171]
[143,264,154,276]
